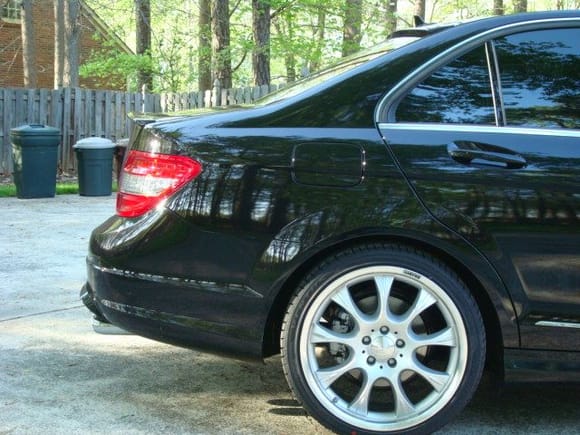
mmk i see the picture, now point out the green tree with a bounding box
[413,0,426,21]
[272,7,297,82]
[53,0,65,89]
[212,0,232,89]
[83,0,564,95]
[342,0,363,56]
[199,0,212,91]
[385,0,398,36]
[20,0,37,88]
[252,0,271,86]
[64,0,81,87]
[135,0,153,91]
[271,0,342,79]
[513,0,527,12]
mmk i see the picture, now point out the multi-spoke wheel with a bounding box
[281,245,485,435]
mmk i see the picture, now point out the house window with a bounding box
[1,0,21,23]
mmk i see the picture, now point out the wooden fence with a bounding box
[0,82,282,173]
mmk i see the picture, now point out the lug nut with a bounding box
[367,356,376,365]
[388,358,397,367]
[380,326,389,334]
[362,336,371,345]
[396,339,405,348]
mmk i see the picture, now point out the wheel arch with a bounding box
[262,233,507,378]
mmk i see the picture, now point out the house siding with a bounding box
[0,2,128,90]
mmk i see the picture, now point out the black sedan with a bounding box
[82,11,580,435]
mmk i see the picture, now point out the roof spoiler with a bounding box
[389,17,454,39]
[127,112,173,126]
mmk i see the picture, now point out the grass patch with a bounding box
[56,183,80,195]
[0,184,17,197]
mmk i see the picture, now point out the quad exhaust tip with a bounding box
[92,318,133,335]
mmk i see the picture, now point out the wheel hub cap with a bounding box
[369,335,396,361]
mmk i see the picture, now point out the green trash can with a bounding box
[74,137,116,196]
[11,124,60,199]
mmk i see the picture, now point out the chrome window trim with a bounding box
[375,17,580,123]
[536,321,580,330]
[487,40,507,126]
[484,41,501,127]
[378,123,580,138]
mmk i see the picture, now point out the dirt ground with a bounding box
[1,195,578,435]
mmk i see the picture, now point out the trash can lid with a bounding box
[73,137,115,149]
[11,124,60,136]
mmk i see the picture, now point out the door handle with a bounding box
[447,141,527,169]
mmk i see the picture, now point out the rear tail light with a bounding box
[117,150,202,218]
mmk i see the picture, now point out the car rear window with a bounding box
[257,36,419,105]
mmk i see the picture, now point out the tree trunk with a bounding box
[414,0,426,22]
[310,3,326,72]
[513,0,527,12]
[212,0,232,89]
[53,0,65,89]
[494,0,504,15]
[20,0,37,88]
[63,0,80,88]
[198,0,212,91]
[385,0,398,37]
[285,15,296,82]
[273,16,295,82]
[342,0,363,57]
[135,0,152,92]
[252,0,270,86]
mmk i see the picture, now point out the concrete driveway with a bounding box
[1,195,578,434]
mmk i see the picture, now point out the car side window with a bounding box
[494,28,580,129]
[395,45,496,125]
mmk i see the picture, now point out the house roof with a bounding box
[80,1,134,55]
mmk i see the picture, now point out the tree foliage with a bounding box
[81,0,575,93]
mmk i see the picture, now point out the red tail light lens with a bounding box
[117,150,202,218]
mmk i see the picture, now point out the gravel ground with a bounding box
[0,194,578,434]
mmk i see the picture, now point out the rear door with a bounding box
[379,22,580,351]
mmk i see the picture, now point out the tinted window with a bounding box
[258,37,417,106]
[495,28,580,129]
[396,45,495,125]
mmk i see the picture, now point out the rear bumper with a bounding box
[84,256,266,360]
[80,282,109,323]
[81,203,273,360]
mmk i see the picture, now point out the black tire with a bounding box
[281,244,485,435]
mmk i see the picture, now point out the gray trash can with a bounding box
[11,124,60,199]
[74,137,115,196]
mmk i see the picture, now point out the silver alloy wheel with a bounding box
[298,265,469,432]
